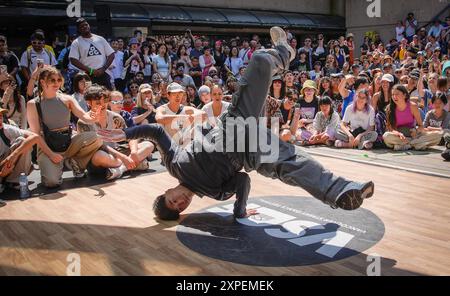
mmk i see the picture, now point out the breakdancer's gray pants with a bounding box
[224,48,350,206]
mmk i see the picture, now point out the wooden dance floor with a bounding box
[0,155,449,276]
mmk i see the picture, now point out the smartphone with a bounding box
[36,58,44,68]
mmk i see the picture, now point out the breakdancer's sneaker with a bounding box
[270,26,296,63]
[335,181,374,210]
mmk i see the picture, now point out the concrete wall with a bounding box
[104,0,341,15]
[346,0,449,55]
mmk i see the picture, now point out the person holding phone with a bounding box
[20,32,57,85]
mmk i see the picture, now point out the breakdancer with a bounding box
[98,27,374,220]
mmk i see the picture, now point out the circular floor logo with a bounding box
[177,196,384,267]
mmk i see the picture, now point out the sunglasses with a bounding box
[110,100,124,105]
[130,86,139,89]
[49,78,63,84]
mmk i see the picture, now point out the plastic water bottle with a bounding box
[19,173,30,200]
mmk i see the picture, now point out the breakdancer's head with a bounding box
[153,184,195,220]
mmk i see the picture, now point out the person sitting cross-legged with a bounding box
[77,84,154,180]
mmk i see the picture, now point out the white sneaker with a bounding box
[106,167,123,181]
[393,144,412,151]
[270,26,296,62]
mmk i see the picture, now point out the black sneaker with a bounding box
[335,181,374,210]
[442,149,450,161]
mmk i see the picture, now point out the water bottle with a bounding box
[19,173,30,200]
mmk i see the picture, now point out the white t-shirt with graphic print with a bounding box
[69,34,114,70]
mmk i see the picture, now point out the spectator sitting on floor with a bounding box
[109,91,135,128]
[77,85,154,179]
[131,84,157,126]
[201,84,231,127]
[309,96,340,146]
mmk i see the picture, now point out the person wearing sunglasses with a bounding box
[20,32,57,85]
[27,67,107,187]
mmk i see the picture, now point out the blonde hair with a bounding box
[136,88,154,108]
[110,91,123,100]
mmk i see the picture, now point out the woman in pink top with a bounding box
[383,85,443,150]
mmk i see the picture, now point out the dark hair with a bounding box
[437,76,448,91]
[176,62,185,69]
[177,44,187,57]
[72,72,91,93]
[388,84,410,128]
[84,84,110,102]
[318,96,334,118]
[354,77,369,90]
[134,30,142,36]
[270,78,286,99]
[153,195,180,220]
[30,32,45,41]
[432,92,448,105]
[75,18,87,28]
[378,81,394,112]
[352,89,370,113]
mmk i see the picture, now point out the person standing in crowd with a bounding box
[346,33,355,66]
[123,38,145,83]
[224,46,243,77]
[299,36,313,70]
[213,41,225,74]
[57,34,78,93]
[396,21,406,42]
[405,12,418,42]
[0,35,19,78]
[177,45,193,74]
[110,39,125,92]
[201,84,231,127]
[172,63,195,88]
[189,38,203,59]
[20,32,57,87]
[199,46,216,81]
[383,85,443,151]
[428,20,445,39]
[189,57,203,88]
[313,34,327,66]
[69,18,115,90]
[0,74,27,129]
[153,44,171,82]
[239,39,251,66]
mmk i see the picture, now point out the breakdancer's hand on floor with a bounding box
[243,209,259,218]
[97,129,126,142]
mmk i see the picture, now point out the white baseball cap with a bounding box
[381,74,394,83]
[167,82,185,93]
